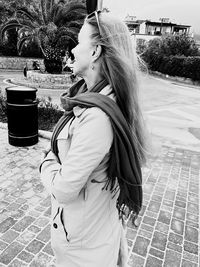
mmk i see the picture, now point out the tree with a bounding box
[0,0,86,73]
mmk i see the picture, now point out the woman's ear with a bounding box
[91,45,102,61]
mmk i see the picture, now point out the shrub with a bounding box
[142,38,163,70]
[157,56,200,81]
[160,34,199,57]
[37,96,64,131]
[143,34,199,60]
[142,34,200,81]
[183,56,200,80]
[136,38,148,55]
[0,93,64,131]
[0,91,7,122]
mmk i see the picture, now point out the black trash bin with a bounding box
[6,86,38,146]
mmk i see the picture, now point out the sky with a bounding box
[103,0,200,34]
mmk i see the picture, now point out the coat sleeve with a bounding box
[40,108,113,204]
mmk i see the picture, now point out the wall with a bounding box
[139,22,146,34]
[131,34,161,43]
[0,56,44,70]
[27,70,74,87]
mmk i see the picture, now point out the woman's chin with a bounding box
[72,67,81,77]
[72,64,78,75]
[72,69,77,75]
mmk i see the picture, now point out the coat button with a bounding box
[53,223,58,229]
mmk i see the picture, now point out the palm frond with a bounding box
[54,27,78,45]
[0,21,21,41]
[18,34,40,55]
[16,7,41,24]
[46,0,55,22]
[17,35,30,53]
[65,21,83,29]
[41,0,48,24]
[1,18,19,25]
[58,9,86,26]
[46,0,54,14]
[50,3,63,24]
[65,3,86,12]
[18,26,34,37]
[61,3,86,16]
[56,35,77,48]
[53,2,86,26]
[16,18,37,30]
[38,30,49,47]
[0,0,87,61]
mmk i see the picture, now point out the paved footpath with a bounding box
[0,127,199,266]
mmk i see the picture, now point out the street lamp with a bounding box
[98,0,103,10]
[86,0,103,13]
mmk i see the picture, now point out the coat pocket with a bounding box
[51,203,84,249]
[51,206,70,249]
[60,208,70,242]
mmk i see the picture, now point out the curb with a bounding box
[150,71,200,89]
[0,122,51,140]
[1,122,199,153]
[4,78,71,90]
[38,129,52,139]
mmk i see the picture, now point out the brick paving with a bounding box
[0,127,199,266]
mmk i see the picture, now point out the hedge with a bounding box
[145,55,200,81]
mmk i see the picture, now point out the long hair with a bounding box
[86,12,148,165]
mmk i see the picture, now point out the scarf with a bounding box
[51,79,143,217]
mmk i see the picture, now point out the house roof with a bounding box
[145,20,191,28]
[124,15,191,29]
[145,20,175,26]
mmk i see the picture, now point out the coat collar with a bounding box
[73,84,115,117]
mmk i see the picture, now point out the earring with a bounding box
[91,64,94,70]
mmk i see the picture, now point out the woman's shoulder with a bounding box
[71,106,112,136]
[77,106,110,123]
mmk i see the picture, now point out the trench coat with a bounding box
[40,86,123,267]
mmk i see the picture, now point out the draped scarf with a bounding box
[51,79,143,217]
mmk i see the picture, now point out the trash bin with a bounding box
[6,86,38,146]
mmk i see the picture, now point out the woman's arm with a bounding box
[40,107,113,204]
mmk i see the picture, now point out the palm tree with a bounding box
[0,0,86,73]
[0,0,39,56]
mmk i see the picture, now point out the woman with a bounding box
[40,11,147,267]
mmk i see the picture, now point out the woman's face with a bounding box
[71,23,94,77]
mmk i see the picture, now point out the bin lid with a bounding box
[6,86,37,92]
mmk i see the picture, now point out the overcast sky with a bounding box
[103,0,200,34]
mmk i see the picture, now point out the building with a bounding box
[124,15,191,41]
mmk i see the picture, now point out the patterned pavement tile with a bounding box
[0,127,199,266]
